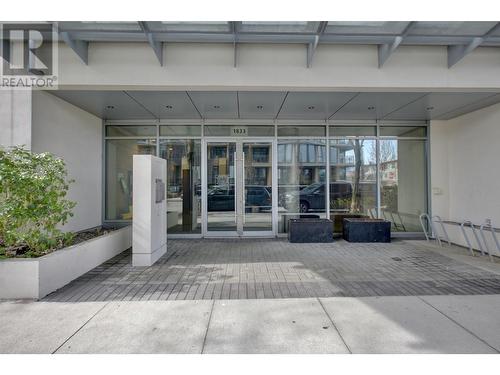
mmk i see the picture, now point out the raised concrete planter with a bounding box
[0,226,132,300]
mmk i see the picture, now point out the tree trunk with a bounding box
[350,140,363,213]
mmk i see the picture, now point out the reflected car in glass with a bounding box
[281,182,353,213]
[207,185,272,211]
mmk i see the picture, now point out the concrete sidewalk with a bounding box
[1,295,499,354]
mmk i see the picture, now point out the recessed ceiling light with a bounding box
[213,105,221,109]
[367,106,375,110]
[426,106,435,111]
[256,105,264,109]
[307,105,315,110]
[106,105,115,110]
[165,105,173,109]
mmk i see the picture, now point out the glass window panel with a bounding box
[278,125,326,137]
[59,22,141,31]
[160,125,201,137]
[151,21,230,32]
[330,126,377,137]
[251,146,270,163]
[159,140,201,234]
[206,142,236,232]
[380,126,427,137]
[240,22,319,33]
[326,21,409,35]
[243,143,273,232]
[410,22,497,36]
[308,145,316,162]
[244,125,273,137]
[278,140,326,233]
[379,140,427,232]
[204,125,274,137]
[329,140,377,230]
[106,125,156,137]
[105,139,156,220]
[298,144,307,162]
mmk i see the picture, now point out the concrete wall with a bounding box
[31,91,102,232]
[0,88,32,148]
[56,42,500,90]
[397,140,427,231]
[431,102,500,253]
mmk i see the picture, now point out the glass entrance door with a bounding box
[204,140,274,237]
[243,142,273,233]
[206,142,237,233]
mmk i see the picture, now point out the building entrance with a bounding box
[203,139,275,237]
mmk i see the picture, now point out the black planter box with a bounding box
[288,218,334,243]
[342,218,391,243]
[331,213,369,233]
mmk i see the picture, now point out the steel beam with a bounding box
[56,29,500,47]
[448,38,484,68]
[59,31,88,65]
[447,22,500,68]
[138,21,164,66]
[378,21,415,68]
[229,21,241,67]
[307,21,328,68]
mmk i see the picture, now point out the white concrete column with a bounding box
[132,155,167,267]
[0,88,32,149]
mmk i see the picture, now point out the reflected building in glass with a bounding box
[104,122,428,236]
[159,140,201,234]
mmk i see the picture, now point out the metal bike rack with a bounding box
[383,210,402,231]
[466,221,486,256]
[420,214,499,262]
[419,214,450,247]
[419,213,429,240]
[381,210,390,224]
[479,220,500,262]
[389,211,400,231]
[459,220,476,256]
[396,212,407,232]
[419,213,441,246]
[389,211,407,232]
[458,220,486,256]
[432,215,451,246]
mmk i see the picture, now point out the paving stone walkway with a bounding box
[43,239,500,302]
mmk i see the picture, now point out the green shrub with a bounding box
[0,146,76,257]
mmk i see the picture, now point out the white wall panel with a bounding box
[0,88,32,149]
[32,91,102,232]
[56,43,500,90]
[431,102,500,254]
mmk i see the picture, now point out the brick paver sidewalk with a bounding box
[43,239,500,302]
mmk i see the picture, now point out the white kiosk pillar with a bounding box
[132,155,167,267]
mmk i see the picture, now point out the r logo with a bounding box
[0,22,58,88]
